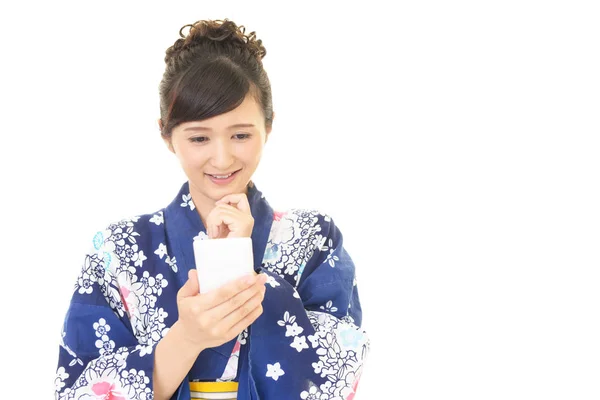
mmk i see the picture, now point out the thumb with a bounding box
[178,269,200,299]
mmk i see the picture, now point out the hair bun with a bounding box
[165,19,266,63]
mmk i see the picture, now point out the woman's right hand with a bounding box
[175,269,267,352]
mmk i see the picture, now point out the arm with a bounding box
[56,251,172,400]
[254,211,369,399]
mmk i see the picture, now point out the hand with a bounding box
[206,193,254,239]
[176,269,267,351]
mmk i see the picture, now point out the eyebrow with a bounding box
[183,123,256,132]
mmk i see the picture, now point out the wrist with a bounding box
[170,320,206,355]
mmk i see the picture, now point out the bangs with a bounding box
[165,57,251,133]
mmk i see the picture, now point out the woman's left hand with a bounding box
[206,193,254,239]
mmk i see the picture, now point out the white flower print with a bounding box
[265,275,280,288]
[266,362,285,381]
[319,300,338,313]
[300,385,327,400]
[135,343,154,357]
[165,255,177,272]
[77,271,93,294]
[292,289,301,299]
[290,335,309,352]
[134,250,147,268]
[317,236,330,252]
[325,248,339,267]
[277,311,296,327]
[194,231,209,241]
[154,243,167,259]
[93,318,111,338]
[149,211,164,225]
[284,263,299,275]
[181,193,195,210]
[120,368,150,393]
[95,334,115,356]
[238,328,248,345]
[151,273,169,296]
[54,366,69,392]
[308,334,320,348]
[285,322,303,337]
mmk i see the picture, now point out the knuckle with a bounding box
[229,295,242,309]
[238,305,250,317]
[209,326,222,338]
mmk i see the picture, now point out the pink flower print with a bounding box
[91,381,126,400]
[273,211,286,221]
[119,287,131,314]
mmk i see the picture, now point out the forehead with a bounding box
[181,94,263,131]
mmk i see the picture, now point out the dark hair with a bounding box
[159,19,273,138]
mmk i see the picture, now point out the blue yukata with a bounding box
[55,182,369,399]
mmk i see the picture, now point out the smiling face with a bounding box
[165,93,271,217]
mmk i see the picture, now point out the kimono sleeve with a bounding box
[54,236,168,400]
[252,213,369,400]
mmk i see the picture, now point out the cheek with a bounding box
[177,147,206,168]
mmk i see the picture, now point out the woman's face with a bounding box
[167,94,271,205]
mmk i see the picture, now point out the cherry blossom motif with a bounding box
[265,275,280,288]
[54,367,69,391]
[91,381,126,400]
[93,318,111,338]
[149,211,164,225]
[266,362,285,381]
[300,385,327,400]
[133,250,147,268]
[285,322,304,337]
[290,335,309,352]
[154,243,167,259]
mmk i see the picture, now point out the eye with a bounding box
[189,136,208,143]
[233,133,251,140]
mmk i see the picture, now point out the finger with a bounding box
[216,194,251,214]
[219,286,265,329]
[202,273,259,306]
[211,280,265,322]
[208,207,243,232]
[177,269,200,299]
[225,304,264,337]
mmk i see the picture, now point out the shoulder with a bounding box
[94,209,165,241]
[272,208,340,240]
[274,208,333,226]
[85,209,166,268]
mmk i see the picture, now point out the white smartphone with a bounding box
[193,237,255,294]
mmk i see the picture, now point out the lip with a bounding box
[205,169,241,185]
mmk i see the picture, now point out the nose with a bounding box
[210,138,235,170]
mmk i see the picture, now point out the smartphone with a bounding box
[193,237,255,294]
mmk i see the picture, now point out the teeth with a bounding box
[212,173,233,179]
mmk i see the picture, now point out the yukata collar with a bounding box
[163,181,274,289]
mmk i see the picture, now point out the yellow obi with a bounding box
[189,381,238,400]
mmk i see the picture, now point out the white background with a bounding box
[1,0,599,398]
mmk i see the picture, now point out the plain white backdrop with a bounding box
[1,0,600,398]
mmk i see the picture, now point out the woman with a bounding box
[55,19,369,400]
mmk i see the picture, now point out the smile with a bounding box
[205,169,241,185]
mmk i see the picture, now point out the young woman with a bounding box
[55,19,369,400]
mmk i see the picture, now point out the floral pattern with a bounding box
[56,182,368,400]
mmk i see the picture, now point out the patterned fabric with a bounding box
[55,182,369,400]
